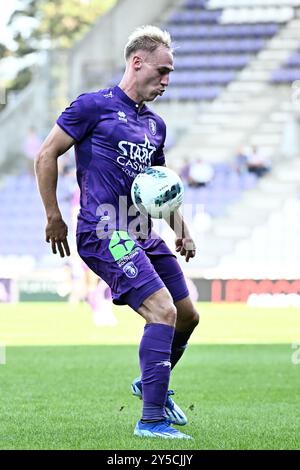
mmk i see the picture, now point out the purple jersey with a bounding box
[57,86,166,236]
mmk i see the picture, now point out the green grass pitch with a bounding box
[0,302,300,450]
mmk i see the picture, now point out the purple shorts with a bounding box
[77,231,189,311]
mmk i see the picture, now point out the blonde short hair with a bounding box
[124,25,172,61]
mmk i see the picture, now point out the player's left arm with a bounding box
[166,208,196,263]
[155,122,196,262]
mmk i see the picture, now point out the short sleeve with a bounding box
[56,93,100,142]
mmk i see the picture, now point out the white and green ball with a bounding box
[131,166,184,219]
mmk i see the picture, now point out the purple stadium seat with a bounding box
[184,0,207,8]
[170,70,236,85]
[213,162,232,174]
[0,174,72,258]
[272,48,300,84]
[271,68,300,83]
[174,55,251,70]
[160,86,221,101]
[287,53,300,67]
[169,24,278,39]
[239,172,258,189]
[174,39,265,54]
[226,172,242,189]
[169,10,222,24]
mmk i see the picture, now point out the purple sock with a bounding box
[139,323,175,422]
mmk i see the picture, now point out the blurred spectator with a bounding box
[245,145,271,178]
[179,156,192,185]
[23,127,42,175]
[234,146,248,174]
[87,276,117,327]
[66,256,117,326]
[188,158,214,187]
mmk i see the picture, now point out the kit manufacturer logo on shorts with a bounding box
[148,118,156,135]
[123,262,138,278]
[100,215,110,221]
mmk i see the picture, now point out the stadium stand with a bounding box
[271,48,300,82]
[0,173,72,260]
[1,0,300,281]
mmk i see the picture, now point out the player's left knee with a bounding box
[180,306,199,330]
[189,307,200,329]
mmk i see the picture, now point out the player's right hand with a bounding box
[45,215,71,258]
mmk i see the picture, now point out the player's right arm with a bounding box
[35,124,75,257]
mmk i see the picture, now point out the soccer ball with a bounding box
[131,166,184,218]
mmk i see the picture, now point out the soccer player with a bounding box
[35,25,199,439]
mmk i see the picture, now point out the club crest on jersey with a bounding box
[123,262,138,278]
[149,118,156,135]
